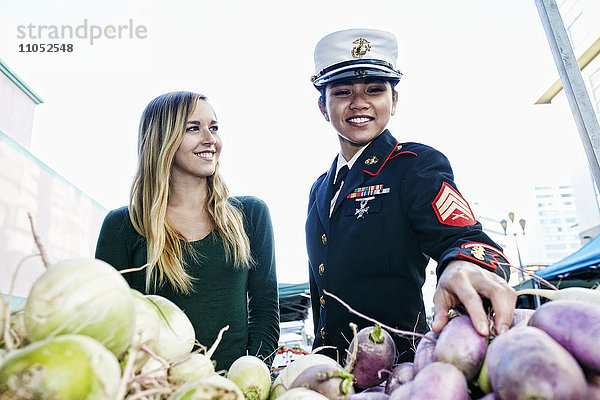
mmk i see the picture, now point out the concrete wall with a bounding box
[0,131,108,298]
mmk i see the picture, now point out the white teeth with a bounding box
[196,152,214,158]
[348,117,371,123]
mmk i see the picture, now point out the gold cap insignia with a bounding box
[352,38,371,59]
[364,156,379,165]
[471,245,486,261]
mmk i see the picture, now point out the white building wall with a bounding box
[0,60,108,299]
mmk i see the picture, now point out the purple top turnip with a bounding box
[485,326,587,400]
[412,330,438,374]
[383,363,414,394]
[290,363,355,400]
[434,314,488,380]
[528,299,600,374]
[345,325,396,389]
[402,362,469,400]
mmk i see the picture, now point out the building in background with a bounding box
[0,58,107,300]
[529,184,581,264]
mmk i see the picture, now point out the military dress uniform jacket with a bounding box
[305,129,510,362]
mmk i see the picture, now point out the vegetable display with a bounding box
[3,252,600,399]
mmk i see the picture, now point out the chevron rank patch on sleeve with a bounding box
[431,182,477,227]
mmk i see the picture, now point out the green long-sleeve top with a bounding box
[95,196,280,371]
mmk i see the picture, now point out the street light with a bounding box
[500,212,527,281]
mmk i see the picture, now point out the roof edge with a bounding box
[0,58,44,104]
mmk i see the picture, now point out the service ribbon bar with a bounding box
[347,185,390,199]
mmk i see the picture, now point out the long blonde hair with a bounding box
[129,91,252,293]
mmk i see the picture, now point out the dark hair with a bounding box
[318,78,399,108]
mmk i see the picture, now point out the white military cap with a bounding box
[311,28,403,88]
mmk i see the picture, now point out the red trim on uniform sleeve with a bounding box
[457,242,509,271]
[431,182,477,227]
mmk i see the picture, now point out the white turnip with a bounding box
[168,374,244,400]
[434,314,488,380]
[228,355,272,400]
[345,325,396,389]
[145,294,196,361]
[0,334,121,399]
[517,286,600,305]
[528,299,600,374]
[169,353,215,384]
[275,387,330,400]
[485,326,587,399]
[23,258,135,358]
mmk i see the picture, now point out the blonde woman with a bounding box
[95,91,280,370]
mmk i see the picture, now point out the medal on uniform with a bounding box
[355,196,374,219]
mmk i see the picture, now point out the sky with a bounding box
[0,0,593,283]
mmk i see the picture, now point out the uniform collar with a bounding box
[357,130,399,176]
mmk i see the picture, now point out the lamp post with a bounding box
[500,212,527,281]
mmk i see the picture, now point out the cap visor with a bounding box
[314,66,401,87]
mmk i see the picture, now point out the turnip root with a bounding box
[528,299,600,374]
[383,363,414,394]
[413,331,438,374]
[228,355,272,400]
[270,354,342,400]
[517,286,600,305]
[485,326,587,399]
[290,363,355,400]
[434,314,488,380]
[399,362,469,400]
[345,325,396,389]
[276,387,330,400]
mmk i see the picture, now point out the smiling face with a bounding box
[171,99,221,181]
[320,78,398,160]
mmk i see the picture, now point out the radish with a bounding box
[485,326,587,399]
[399,362,469,400]
[228,355,272,400]
[383,363,414,394]
[434,314,488,380]
[345,325,396,389]
[527,299,600,374]
[270,354,342,400]
[517,286,600,305]
[290,363,355,400]
[413,331,438,374]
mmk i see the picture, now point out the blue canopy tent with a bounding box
[515,235,600,307]
[535,233,600,280]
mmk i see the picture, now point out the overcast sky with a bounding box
[0,0,592,283]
